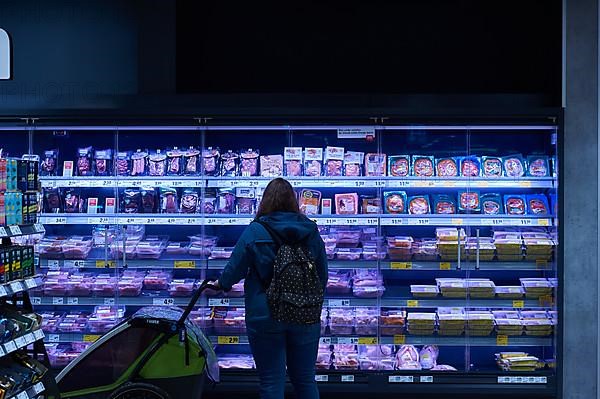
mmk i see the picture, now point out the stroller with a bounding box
[55,280,219,399]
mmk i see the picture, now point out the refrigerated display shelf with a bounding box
[0,329,45,358]
[0,276,45,298]
[7,381,45,399]
[39,176,555,189]
[39,213,554,227]
[0,224,45,238]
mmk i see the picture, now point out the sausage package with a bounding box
[458,190,481,213]
[482,156,503,177]
[93,149,112,176]
[180,189,199,214]
[365,153,386,176]
[202,147,220,176]
[526,194,549,215]
[299,189,321,215]
[459,156,481,177]
[217,189,236,214]
[166,147,184,176]
[121,188,141,214]
[240,149,260,177]
[131,149,148,177]
[324,146,345,177]
[408,195,431,215]
[76,147,94,176]
[383,191,407,214]
[148,150,167,177]
[436,157,458,177]
[361,196,382,214]
[284,147,303,177]
[260,154,283,177]
[526,155,550,177]
[481,193,503,215]
[335,193,359,214]
[503,154,525,177]
[235,188,256,214]
[64,188,85,213]
[115,151,130,176]
[220,150,240,177]
[504,194,527,215]
[160,187,179,214]
[304,148,323,177]
[344,151,364,177]
[201,189,217,214]
[412,155,435,177]
[183,146,200,175]
[41,149,59,176]
[433,194,457,214]
[388,155,410,177]
[140,186,158,213]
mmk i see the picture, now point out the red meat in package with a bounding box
[365,153,386,176]
[335,193,359,215]
[299,189,321,215]
[304,148,323,177]
[324,146,345,177]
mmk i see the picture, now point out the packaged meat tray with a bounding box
[91,277,117,297]
[360,196,382,215]
[481,193,503,215]
[214,309,246,334]
[358,345,395,371]
[329,308,355,335]
[43,277,69,297]
[299,189,321,216]
[324,146,344,176]
[209,247,234,259]
[218,355,255,370]
[165,242,189,255]
[466,279,496,298]
[459,156,481,177]
[420,345,440,369]
[335,248,362,261]
[526,155,550,177]
[135,236,168,259]
[331,228,361,248]
[407,195,431,215]
[526,194,550,215]
[118,278,143,297]
[304,148,323,177]
[61,236,93,259]
[353,285,385,298]
[47,345,84,368]
[57,319,88,333]
[436,278,467,298]
[364,153,386,176]
[494,319,524,336]
[284,147,303,177]
[379,309,406,336]
[335,193,359,215]
[396,345,421,370]
[240,149,259,177]
[522,319,553,336]
[65,279,92,297]
[352,270,383,287]
[143,271,172,291]
[39,237,66,259]
[436,157,458,177]
[388,155,410,177]
[383,191,407,214]
[343,151,364,177]
[189,243,213,257]
[495,286,525,298]
[465,237,496,261]
[458,190,481,213]
[387,236,413,249]
[316,349,332,370]
[410,285,439,298]
[332,348,359,370]
[482,156,504,177]
[433,194,457,215]
[260,155,283,177]
[362,244,387,260]
[168,279,196,297]
[355,308,378,335]
[503,155,526,177]
[326,271,352,294]
[190,308,213,329]
[87,316,119,334]
[412,156,434,177]
[504,195,527,215]
[412,239,438,261]
[437,313,466,336]
[407,313,436,335]
[436,228,466,242]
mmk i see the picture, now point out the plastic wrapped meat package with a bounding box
[304,148,323,177]
[408,195,431,215]
[188,235,218,257]
[218,355,255,370]
[383,191,407,214]
[362,242,387,260]
[240,149,259,177]
[360,196,382,215]
[466,311,495,336]
[352,270,385,298]
[526,155,550,177]
[493,312,524,336]
[503,155,526,178]
[165,242,189,255]
[202,147,220,176]
[321,234,337,260]
[344,151,364,177]
[284,147,303,177]
[504,195,527,215]
[118,277,143,297]
[324,147,344,177]
[326,271,352,294]
[419,345,440,369]
[335,248,362,261]
[329,308,355,335]
[41,312,64,333]
[482,156,503,177]
[220,150,239,177]
[143,271,172,291]
[433,194,457,215]
[495,352,541,372]
[236,188,256,215]
[65,274,93,296]
[299,189,321,216]
[355,308,378,335]
[190,308,213,330]
[335,193,358,215]
[225,280,244,298]
[39,237,66,259]
[436,228,466,242]
[43,272,70,296]
[410,285,439,298]
[436,278,467,298]
[386,236,413,261]
[465,237,496,261]
[217,189,236,214]
[458,190,480,213]
[316,345,332,370]
[437,308,466,336]
[411,239,438,261]
[260,155,283,177]
[459,156,481,177]
[396,345,421,370]
[407,313,436,336]
[87,306,125,333]
[332,345,359,370]
[495,286,525,299]
[494,231,523,261]
[364,153,386,176]
[520,278,553,298]
[388,155,410,177]
[435,157,458,177]
[412,156,434,177]
[379,309,406,336]
[214,308,246,335]
[358,345,395,371]
[110,238,139,260]
[466,279,496,298]
[209,247,234,260]
[47,344,85,368]
[169,279,196,297]
[135,236,168,259]
[91,276,117,297]
[61,236,93,259]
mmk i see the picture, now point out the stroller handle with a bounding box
[178,279,220,326]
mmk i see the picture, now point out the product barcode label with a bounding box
[8,225,22,235]
[328,299,351,307]
[4,341,17,353]
[341,375,355,382]
[14,336,26,348]
[315,375,329,382]
[208,298,230,306]
[0,286,7,297]
[48,334,60,343]
[31,297,42,305]
[153,298,175,306]
[16,391,27,399]
[420,376,433,383]
[24,279,36,289]
[52,297,64,305]
[0,227,6,237]
[33,329,44,340]
[33,382,45,394]
[9,282,22,293]
[389,376,413,383]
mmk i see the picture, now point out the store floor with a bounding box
[203,392,555,399]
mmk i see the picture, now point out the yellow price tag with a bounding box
[439,262,452,270]
[95,260,116,268]
[520,181,532,188]
[536,259,549,268]
[174,260,196,269]
[83,335,101,342]
[512,300,525,308]
[407,300,419,308]
[478,181,490,188]
[496,335,509,346]
[539,295,554,307]
[393,335,406,344]
[451,218,464,226]
[358,337,378,345]
[218,336,240,345]
[391,262,412,270]
[537,219,550,226]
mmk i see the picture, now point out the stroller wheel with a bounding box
[108,382,171,399]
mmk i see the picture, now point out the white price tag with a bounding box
[153,298,175,306]
[315,375,329,382]
[388,180,411,188]
[67,297,79,305]
[4,341,17,353]
[31,297,41,305]
[341,375,355,382]
[14,336,27,348]
[64,260,85,268]
[328,299,350,307]
[47,260,60,269]
[16,391,27,399]
[104,298,115,305]
[319,337,332,345]
[420,376,433,383]
[171,180,184,187]
[0,227,6,237]
[337,337,359,345]
[49,217,67,224]
[206,218,218,225]
[365,218,379,225]
[24,333,35,345]
[290,180,303,187]
[0,286,7,297]
[10,282,22,293]
[34,223,45,233]
[389,376,413,383]
[33,329,44,340]
[33,382,45,394]
[416,218,430,225]
[145,217,157,224]
[48,334,60,343]
[208,298,230,306]
[52,297,64,305]
[24,279,36,289]
[9,225,22,235]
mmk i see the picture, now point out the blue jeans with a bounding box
[247,319,321,399]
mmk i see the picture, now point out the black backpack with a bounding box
[256,220,324,325]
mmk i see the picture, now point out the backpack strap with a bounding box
[255,220,285,247]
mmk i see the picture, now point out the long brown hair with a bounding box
[256,178,300,218]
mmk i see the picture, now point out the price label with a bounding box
[496,335,509,346]
[319,337,332,345]
[34,223,45,233]
[324,218,337,226]
[64,260,85,268]
[24,333,35,345]
[104,298,115,305]
[407,300,419,308]
[14,336,26,348]
[512,300,525,308]
[8,225,22,236]
[0,286,6,297]
[476,181,490,188]
[193,180,205,187]
[341,375,355,383]
[16,391,27,399]
[186,218,199,225]
[206,218,218,225]
[166,218,178,224]
[10,282,22,293]
[290,180,303,187]
[420,376,434,383]
[520,181,533,188]
[439,262,452,270]
[4,341,17,352]
[391,262,412,270]
[365,218,378,226]
[536,259,549,268]
[451,218,464,226]
[537,219,550,226]
[354,180,366,188]
[337,337,359,345]
[48,217,67,225]
[153,298,175,306]
[24,279,36,289]
[328,299,350,307]
[217,336,240,345]
[358,337,378,345]
[31,297,42,305]
[539,295,554,307]
[208,298,230,307]
[174,260,196,269]
[171,180,184,187]
[88,217,111,224]
[100,179,113,187]
[374,180,386,187]
[519,219,533,226]
[393,335,406,344]
[67,297,79,305]
[83,334,101,342]
[315,375,329,382]
[47,260,60,269]
[389,376,413,383]
[33,330,44,340]
[343,218,359,225]
[48,334,60,343]
[416,218,430,225]
[0,227,6,237]
[96,260,116,268]
[52,297,64,305]
[33,382,45,394]
[389,180,410,188]
[246,180,260,188]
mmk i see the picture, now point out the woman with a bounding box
[217,178,328,399]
